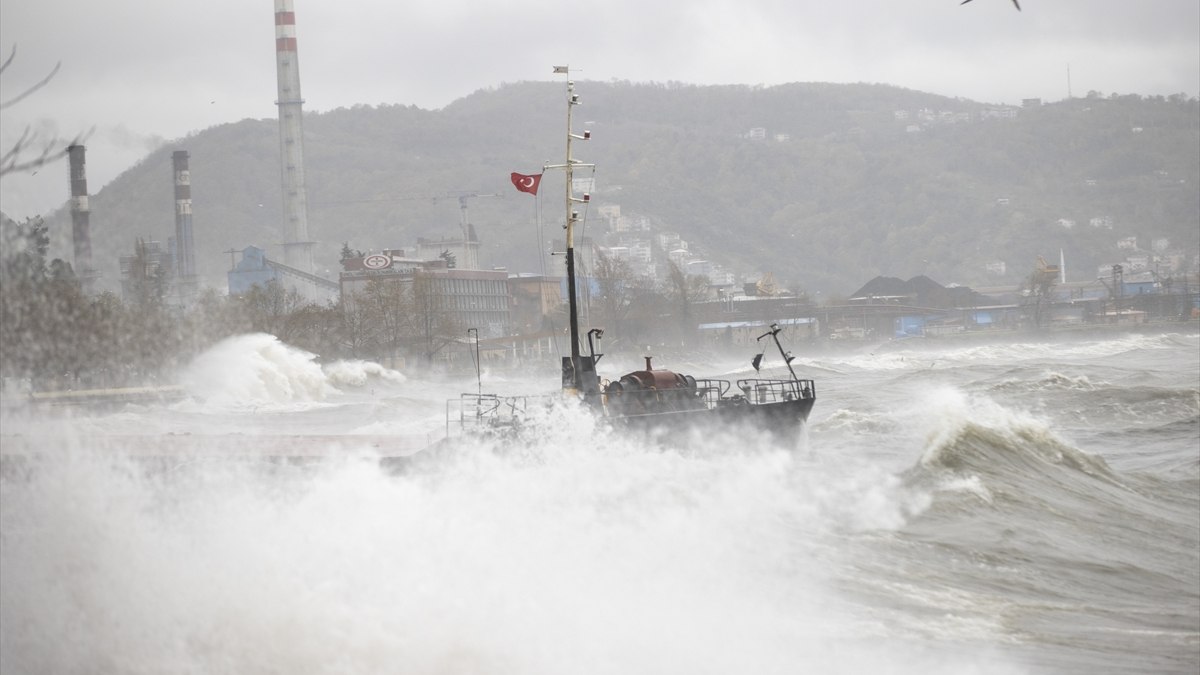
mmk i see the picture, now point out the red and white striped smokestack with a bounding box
[273,0,314,273]
[172,150,196,279]
[67,145,92,272]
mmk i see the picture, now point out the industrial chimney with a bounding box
[172,150,196,279]
[67,145,93,275]
[273,0,314,273]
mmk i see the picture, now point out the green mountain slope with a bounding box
[39,82,1200,295]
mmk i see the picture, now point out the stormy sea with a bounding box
[1,331,1197,674]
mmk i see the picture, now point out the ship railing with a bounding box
[693,378,732,401]
[448,393,543,437]
[599,379,726,416]
[734,378,816,404]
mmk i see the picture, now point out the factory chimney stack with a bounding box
[67,145,93,277]
[172,150,196,279]
[273,0,314,273]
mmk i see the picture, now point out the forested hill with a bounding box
[39,81,1200,295]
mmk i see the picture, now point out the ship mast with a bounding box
[545,68,593,392]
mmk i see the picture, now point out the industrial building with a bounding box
[113,149,202,308]
[339,252,512,338]
[227,246,339,304]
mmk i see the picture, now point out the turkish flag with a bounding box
[511,172,542,195]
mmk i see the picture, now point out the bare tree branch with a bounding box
[0,124,89,177]
[0,57,62,110]
[0,45,16,74]
[0,44,88,178]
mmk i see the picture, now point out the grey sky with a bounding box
[2,0,1197,217]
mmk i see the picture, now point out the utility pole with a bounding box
[1112,264,1124,323]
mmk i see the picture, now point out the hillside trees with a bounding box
[29,82,1200,297]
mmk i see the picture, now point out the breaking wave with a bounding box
[177,334,405,411]
[322,359,407,388]
[0,417,1023,675]
[4,331,1195,674]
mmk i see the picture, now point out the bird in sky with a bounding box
[961,0,1021,9]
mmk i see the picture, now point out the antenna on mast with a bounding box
[548,65,598,395]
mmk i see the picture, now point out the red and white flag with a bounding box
[510,172,542,195]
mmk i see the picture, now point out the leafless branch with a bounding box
[0,45,16,74]
[0,44,87,177]
[0,124,90,177]
[0,46,62,110]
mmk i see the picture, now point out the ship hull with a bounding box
[603,395,814,438]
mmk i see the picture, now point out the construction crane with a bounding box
[442,192,500,270]
[1028,255,1060,296]
[312,190,502,269]
[756,272,780,297]
[447,192,499,244]
[1020,255,1061,328]
[312,190,499,231]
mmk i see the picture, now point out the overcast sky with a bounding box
[2,0,1197,217]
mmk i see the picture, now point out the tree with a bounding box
[662,261,710,345]
[357,277,410,361]
[592,251,641,344]
[339,291,380,359]
[0,214,85,384]
[285,302,343,357]
[411,272,462,364]
[187,287,252,349]
[1018,255,1060,328]
[2,212,358,389]
[0,45,88,176]
[237,280,309,341]
[622,287,672,349]
[0,215,49,282]
[339,241,364,262]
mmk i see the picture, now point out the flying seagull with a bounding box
[961,0,1021,9]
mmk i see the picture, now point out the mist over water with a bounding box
[2,332,1197,674]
